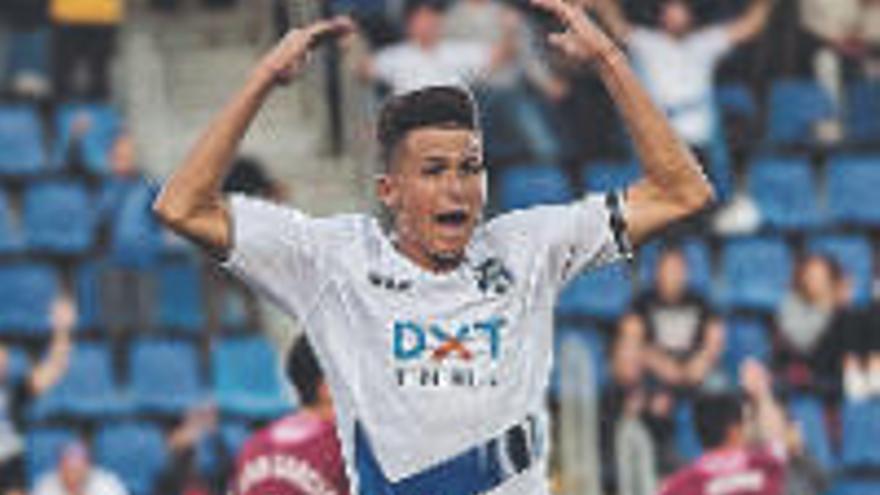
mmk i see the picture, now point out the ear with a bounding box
[376,173,399,210]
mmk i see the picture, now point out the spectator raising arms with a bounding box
[0,296,77,495]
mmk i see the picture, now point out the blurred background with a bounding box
[0,0,879,494]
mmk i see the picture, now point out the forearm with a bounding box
[684,347,720,385]
[30,330,72,395]
[153,68,275,243]
[592,0,632,43]
[729,0,773,44]
[750,389,787,444]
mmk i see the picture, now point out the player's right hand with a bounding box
[259,16,355,85]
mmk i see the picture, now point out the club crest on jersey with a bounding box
[473,257,513,295]
[392,317,506,388]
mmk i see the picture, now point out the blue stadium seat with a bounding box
[723,318,771,383]
[110,182,162,268]
[130,339,206,414]
[747,156,823,231]
[94,422,168,495]
[26,428,76,483]
[557,264,632,320]
[554,327,608,394]
[827,154,880,227]
[73,261,106,331]
[154,258,206,332]
[0,263,60,335]
[828,479,880,495]
[766,79,834,146]
[840,400,880,468]
[195,422,252,475]
[637,238,711,296]
[582,161,641,192]
[6,346,31,382]
[31,343,130,419]
[497,164,572,211]
[807,235,873,306]
[23,181,96,254]
[213,336,292,418]
[0,189,23,254]
[845,81,880,143]
[788,395,835,471]
[719,237,792,312]
[53,104,121,174]
[0,105,47,176]
[716,84,757,119]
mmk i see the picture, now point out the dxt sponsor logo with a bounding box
[393,317,505,362]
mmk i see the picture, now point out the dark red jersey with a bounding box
[230,413,350,495]
[658,442,787,495]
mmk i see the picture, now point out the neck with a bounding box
[394,237,463,273]
[302,402,334,421]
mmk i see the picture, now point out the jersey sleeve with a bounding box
[219,194,327,320]
[498,192,632,291]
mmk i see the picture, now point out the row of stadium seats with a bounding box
[11,335,292,420]
[27,420,249,495]
[0,103,121,177]
[500,154,880,230]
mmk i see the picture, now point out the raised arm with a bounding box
[531,0,714,246]
[740,358,787,444]
[726,0,774,46]
[29,296,76,396]
[153,18,353,257]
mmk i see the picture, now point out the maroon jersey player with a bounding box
[229,338,350,495]
[659,359,788,495]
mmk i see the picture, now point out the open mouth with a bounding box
[434,210,469,227]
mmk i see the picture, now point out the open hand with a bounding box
[260,16,355,85]
[530,0,616,64]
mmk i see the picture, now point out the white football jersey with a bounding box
[220,193,629,494]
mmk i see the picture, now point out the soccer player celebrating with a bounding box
[154,1,714,492]
[658,359,788,495]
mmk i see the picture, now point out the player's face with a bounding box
[660,1,693,36]
[379,127,486,271]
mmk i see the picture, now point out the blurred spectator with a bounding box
[1,0,52,98]
[632,247,725,392]
[0,297,76,495]
[49,0,123,100]
[96,131,151,226]
[32,440,128,495]
[774,254,841,393]
[444,0,564,163]
[658,360,788,495]
[799,0,880,140]
[358,0,514,94]
[590,0,775,201]
[228,337,349,495]
[783,416,830,495]
[155,403,231,495]
[222,156,288,201]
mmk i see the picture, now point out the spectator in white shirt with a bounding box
[32,441,129,495]
[589,0,774,201]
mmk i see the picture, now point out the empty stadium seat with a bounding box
[130,339,206,414]
[582,161,641,192]
[73,261,106,331]
[716,84,757,119]
[110,182,162,268]
[845,81,880,143]
[0,105,47,176]
[195,422,251,475]
[840,400,880,468]
[557,264,632,320]
[23,181,97,254]
[723,318,772,382]
[807,235,873,305]
[94,422,168,495]
[788,395,835,471]
[53,104,121,174]
[0,189,23,254]
[637,238,711,295]
[747,156,823,231]
[0,263,60,335]
[719,237,792,312]
[26,427,77,483]
[31,343,130,419]
[154,258,206,332]
[827,154,880,227]
[212,336,292,418]
[766,79,834,146]
[497,164,572,211]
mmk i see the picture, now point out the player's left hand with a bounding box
[530,0,617,63]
